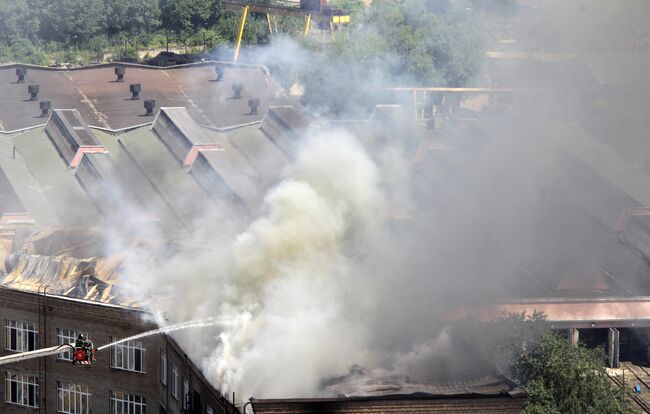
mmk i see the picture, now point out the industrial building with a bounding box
[0,23,650,411]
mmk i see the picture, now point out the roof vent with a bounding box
[144,99,156,116]
[130,83,141,100]
[28,84,39,101]
[39,101,51,117]
[232,83,243,99]
[16,67,26,83]
[248,98,260,115]
[115,66,125,82]
[215,64,224,81]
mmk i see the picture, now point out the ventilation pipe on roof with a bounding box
[215,64,224,81]
[115,66,125,82]
[130,83,141,100]
[39,101,51,117]
[232,83,244,99]
[28,85,39,101]
[248,98,260,115]
[15,67,26,83]
[144,99,156,116]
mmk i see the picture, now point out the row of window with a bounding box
[161,350,183,402]
[5,371,145,413]
[4,321,145,373]
[160,350,214,413]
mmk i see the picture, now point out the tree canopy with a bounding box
[515,334,635,414]
[298,0,485,116]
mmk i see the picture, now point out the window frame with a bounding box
[183,379,189,409]
[5,319,38,352]
[160,349,167,385]
[57,381,91,414]
[56,328,89,361]
[110,339,146,373]
[5,371,38,408]
[170,364,179,400]
[110,390,146,414]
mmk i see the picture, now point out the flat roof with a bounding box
[0,62,285,132]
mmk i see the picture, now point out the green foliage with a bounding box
[105,0,161,37]
[298,0,485,116]
[41,0,106,44]
[329,0,366,17]
[515,334,635,414]
[160,0,217,35]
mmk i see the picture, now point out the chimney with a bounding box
[232,83,243,99]
[130,83,141,100]
[16,67,26,83]
[248,98,260,115]
[39,101,51,117]
[28,84,40,101]
[215,64,224,81]
[144,99,156,116]
[115,66,126,82]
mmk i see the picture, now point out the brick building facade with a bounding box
[0,286,234,414]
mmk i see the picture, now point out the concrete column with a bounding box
[568,328,579,347]
[608,328,620,368]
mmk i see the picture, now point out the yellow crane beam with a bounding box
[233,5,250,63]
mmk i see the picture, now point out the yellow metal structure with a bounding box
[233,5,249,63]
[225,1,350,50]
[304,14,312,37]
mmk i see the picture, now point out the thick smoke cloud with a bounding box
[106,0,650,400]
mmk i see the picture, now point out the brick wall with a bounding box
[0,287,234,414]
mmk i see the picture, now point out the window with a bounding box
[110,391,146,414]
[170,364,179,400]
[5,371,38,407]
[160,350,167,385]
[57,382,90,414]
[183,379,189,409]
[5,320,38,352]
[57,328,88,361]
[110,340,145,373]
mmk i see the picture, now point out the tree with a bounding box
[105,0,161,37]
[298,0,485,116]
[515,334,635,414]
[160,0,214,36]
[41,0,106,45]
[0,0,40,44]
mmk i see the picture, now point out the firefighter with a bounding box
[75,334,85,349]
[83,338,94,361]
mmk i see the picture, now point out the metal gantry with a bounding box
[223,1,350,62]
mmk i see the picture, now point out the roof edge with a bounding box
[0,60,271,75]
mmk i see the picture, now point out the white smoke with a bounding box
[209,130,386,396]
[116,127,398,397]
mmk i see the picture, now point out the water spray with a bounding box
[0,318,226,367]
[97,317,228,351]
